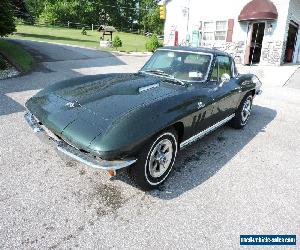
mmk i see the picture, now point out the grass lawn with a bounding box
[11,24,153,52]
[0,39,33,72]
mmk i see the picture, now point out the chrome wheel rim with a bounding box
[148,139,173,178]
[241,98,252,124]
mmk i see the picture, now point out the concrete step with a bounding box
[284,68,300,89]
[237,65,299,87]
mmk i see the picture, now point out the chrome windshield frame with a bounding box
[140,48,214,83]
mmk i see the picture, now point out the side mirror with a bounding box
[219,73,231,87]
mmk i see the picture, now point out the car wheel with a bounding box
[129,129,178,190]
[229,94,253,129]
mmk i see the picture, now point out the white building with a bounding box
[163,0,300,65]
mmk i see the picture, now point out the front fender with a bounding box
[88,94,192,160]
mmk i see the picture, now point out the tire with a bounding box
[229,93,253,129]
[129,129,178,190]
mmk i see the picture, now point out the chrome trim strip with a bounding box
[24,112,137,171]
[180,114,235,149]
[24,112,44,133]
[25,112,59,144]
[157,48,213,56]
[139,83,160,93]
[56,143,137,171]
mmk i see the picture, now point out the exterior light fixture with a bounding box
[267,22,273,33]
[182,7,188,17]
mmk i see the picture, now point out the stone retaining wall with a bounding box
[201,40,286,66]
[201,41,246,64]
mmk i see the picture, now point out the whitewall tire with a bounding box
[129,130,178,190]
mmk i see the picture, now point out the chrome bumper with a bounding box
[24,112,137,171]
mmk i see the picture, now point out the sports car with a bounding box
[25,46,262,190]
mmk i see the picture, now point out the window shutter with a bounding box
[226,19,234,42]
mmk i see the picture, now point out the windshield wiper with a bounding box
[141,69,186,86]
[163,76,186,86]
[143,69,170,76]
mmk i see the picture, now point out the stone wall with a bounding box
[200,40,288,66]
[201,41,246,64]
[260,41,286,65]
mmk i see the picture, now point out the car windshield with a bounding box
[140,49,212,82]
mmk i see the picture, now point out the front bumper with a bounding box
[24,112,137,172]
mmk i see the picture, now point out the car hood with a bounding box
[26,73,185,149]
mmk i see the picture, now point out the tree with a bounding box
[139,0,163,34]
[12,0,31,20]
[144,6,162,34]
[0,0,16,37]
[25,0,46,20]
[113,35,123,50]
[24,0,163,34]
[118,0,138,30]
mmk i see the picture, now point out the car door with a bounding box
[206,55,241,122]
[178,55,219,140]
[178,83,220,145]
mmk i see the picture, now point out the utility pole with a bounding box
[186,0,190,36]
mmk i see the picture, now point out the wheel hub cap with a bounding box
[149,139,173,178]
[242,98,252,123]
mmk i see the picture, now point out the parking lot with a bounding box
[0,40,299,249]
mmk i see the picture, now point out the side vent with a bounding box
[139,84,160,93]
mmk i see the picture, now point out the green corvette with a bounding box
[25,46,262,190]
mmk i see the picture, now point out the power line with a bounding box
[91,2,158,11]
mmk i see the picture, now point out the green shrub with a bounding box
[113,35,123,50]
[81,27,87,35]
[0,57,7,70]
[0,0,16,37]
[146,34,161,52]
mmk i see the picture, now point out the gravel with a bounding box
[0,56,19,80]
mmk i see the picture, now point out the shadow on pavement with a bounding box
[15,33,98,45]
[0,40,127,117]
[117,105,277,199]
[0,93,25,116]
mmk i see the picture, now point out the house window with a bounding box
[216,21,227,31]
[202,20,227,41]
[215,31,226,40]
[204,21,215,31]
[203,32,214,41]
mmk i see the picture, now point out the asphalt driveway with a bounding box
[0,40,299,249]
